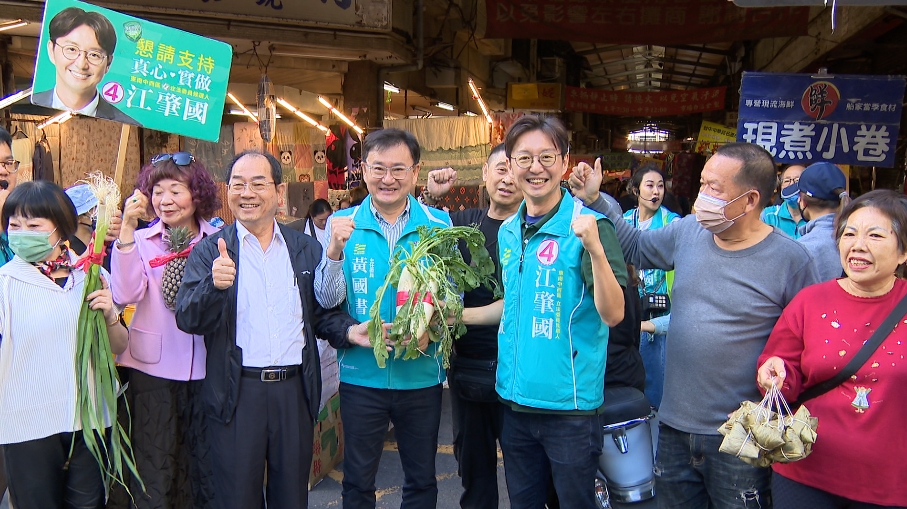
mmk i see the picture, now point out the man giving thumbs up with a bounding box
[175,150,370,509]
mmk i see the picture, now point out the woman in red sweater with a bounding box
[758,189,907,509]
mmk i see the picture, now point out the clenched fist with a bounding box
[326,216,355,261]
[572,214,603,256]
[212,238,236,290]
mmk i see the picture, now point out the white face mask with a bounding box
[694,191,749,234]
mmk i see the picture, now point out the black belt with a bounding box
[241,365,300,382]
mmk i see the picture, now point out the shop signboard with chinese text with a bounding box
[506,83,562,111]
[696,121,737,153]
[567,86,726,117]
[32,0,232,142]
[485,0,808,44]
[737,72,906,167]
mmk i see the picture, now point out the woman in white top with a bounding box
[302,198,332,248]
[0,180,127,509]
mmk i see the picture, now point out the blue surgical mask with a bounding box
[8,228,60,263]
[784,194,800,209]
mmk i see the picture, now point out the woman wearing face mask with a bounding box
[760,164,808,238]
[0,180,127,509]
[757,189,907,509]
[622,166,680,409]
[108,152,221,509]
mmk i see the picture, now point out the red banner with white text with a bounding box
[565,86,727,117]
[485,0,809,44]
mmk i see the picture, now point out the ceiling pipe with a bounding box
[377,0,423,128]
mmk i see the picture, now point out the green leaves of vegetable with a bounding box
[367,225,498,368]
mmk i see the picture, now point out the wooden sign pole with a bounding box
[114,124,130,191]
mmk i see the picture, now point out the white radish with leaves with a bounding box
[369,225,498,368]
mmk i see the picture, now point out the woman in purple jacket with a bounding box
[109,152,221,509]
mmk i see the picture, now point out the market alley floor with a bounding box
[308,388,510,508]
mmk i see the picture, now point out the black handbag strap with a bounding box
[794,291,907,406]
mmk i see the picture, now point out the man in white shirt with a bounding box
[176,150,370,509]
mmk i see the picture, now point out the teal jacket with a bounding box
[760,203,806,239]
[497,193,611,411]
[334,195,451,390]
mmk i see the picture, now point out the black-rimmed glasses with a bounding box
[0,160,20,173]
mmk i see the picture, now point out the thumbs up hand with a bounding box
[212,238,236,290]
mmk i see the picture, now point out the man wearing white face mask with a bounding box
[570,142,821,509]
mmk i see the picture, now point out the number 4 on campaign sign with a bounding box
[32,0,232,142]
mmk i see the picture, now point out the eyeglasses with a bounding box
[55,43,108,66]
[152,152,195,167]
[0,160,20,173]
[781,176,800,186]
[228,181,276,194]
[510,152,562,169]
[365,163,415,180]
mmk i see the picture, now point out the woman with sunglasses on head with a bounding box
[108,152,221,509]
[0,180,127,509]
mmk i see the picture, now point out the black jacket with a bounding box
[175,222,358,424]
[32,89,143,127]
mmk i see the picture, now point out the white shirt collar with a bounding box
[51,88,100,117]
[235,219,285,247]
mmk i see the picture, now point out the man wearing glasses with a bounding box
[0,126,19,266]
[32,7,141,126]
[176,150,368,509]
[316,129,452,509]
[461,115,627,509]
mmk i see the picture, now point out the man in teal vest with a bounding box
[316,128,451,509]
[464,115,627,509]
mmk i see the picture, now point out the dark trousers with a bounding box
[107,368,211,509]
[0,449,7,502]
[207,372,313,509]
[655,424,771,509]
[499,406,602,509]
[773,472,905,509]
[2,431,105,509]
[339,382,443,509]
[448,367,504,509]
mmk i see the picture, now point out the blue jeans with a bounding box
[655,424,771,509]
[499,406,602,509]
[339,382,443,509]
[640,332,667,409]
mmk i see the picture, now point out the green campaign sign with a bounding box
[32,0,232,142]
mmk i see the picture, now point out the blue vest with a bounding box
[334,195,451,390]
[497,193,611,411]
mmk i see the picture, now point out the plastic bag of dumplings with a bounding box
[718,383,818,467]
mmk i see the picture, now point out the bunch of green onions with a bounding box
[74,172,143,496]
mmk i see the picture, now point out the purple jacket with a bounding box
[111,219,220,380]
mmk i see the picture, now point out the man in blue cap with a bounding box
[786,162,850,281]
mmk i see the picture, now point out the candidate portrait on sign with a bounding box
[31,7,141,127]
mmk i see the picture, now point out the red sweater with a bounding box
[759,279,907,507]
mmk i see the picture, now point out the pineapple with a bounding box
[161,226,192,310]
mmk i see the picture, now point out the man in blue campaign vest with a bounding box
[463,115,627,509]
[316,128,451,509]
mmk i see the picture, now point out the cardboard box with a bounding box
[308,391,343,490]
